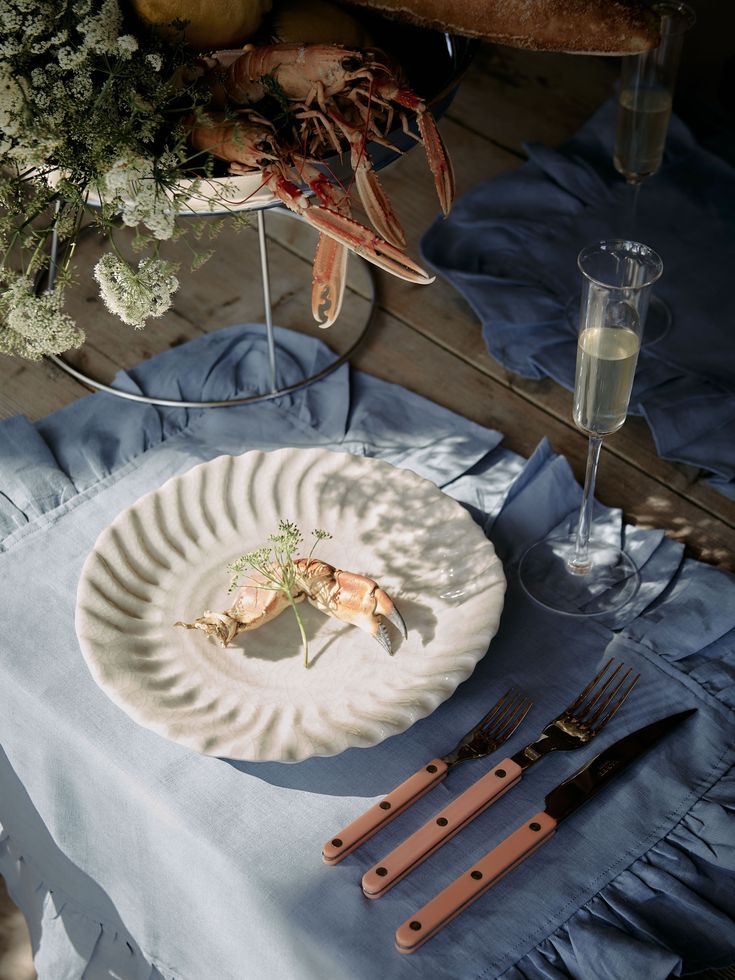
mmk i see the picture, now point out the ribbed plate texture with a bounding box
[75,448,506,761]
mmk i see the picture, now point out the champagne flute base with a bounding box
[518,538,640,617]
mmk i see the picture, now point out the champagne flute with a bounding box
[519,240,663,617]
[612,0,695,343]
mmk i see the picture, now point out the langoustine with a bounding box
[187,42,454,327]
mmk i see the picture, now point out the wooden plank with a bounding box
[266,201,735,529]
[35,218,371,393]
[54,217,731,569]
[0,355,90,420]
[446,45,618,154]
[352,309,735,571]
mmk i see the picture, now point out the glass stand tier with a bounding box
[43,205,376,409]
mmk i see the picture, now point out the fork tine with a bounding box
[584,667,632,728]
[489,696,533,744]
[472,688,516,734]
[590,671,640,733]
[477,688,524,736]
[574,662,626,722]
[564,657,616,715]
[481,691,523,736]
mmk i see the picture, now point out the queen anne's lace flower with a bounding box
[100,156,181,240]
[94,254,179,329]
[0,67,24,135]
[0,278,84,360]
[0,1,218,359]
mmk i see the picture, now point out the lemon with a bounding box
[271,0,373,47]
[130,0,272,50]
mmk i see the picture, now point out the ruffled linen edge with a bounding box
[498,758,735,980]
[0,324,503,547]
[0,828,170,980]
[495,553,735,980]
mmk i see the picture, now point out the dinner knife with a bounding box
[394,708,696,954]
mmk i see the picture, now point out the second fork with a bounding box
[322,688,532,864]
[362,657,639,897]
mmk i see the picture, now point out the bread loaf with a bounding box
[341,0,659,54]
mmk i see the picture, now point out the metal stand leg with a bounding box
[45,207,375,408]
[257,209,278,394]
[47,202,61,292]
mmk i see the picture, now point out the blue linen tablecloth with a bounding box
[1,325,733,980]
[421,99,735,500]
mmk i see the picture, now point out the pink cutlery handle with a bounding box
[395,809,557,954]
[322,758,449,865]
[362,757,522,898]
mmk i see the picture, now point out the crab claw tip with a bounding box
[386,604,408,639]
[375,622,394,655]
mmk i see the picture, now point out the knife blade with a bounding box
[395,708,696,954]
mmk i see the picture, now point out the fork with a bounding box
[322,689,533,864]
[362,658,639,897]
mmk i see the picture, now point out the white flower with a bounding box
[99,156,179,240]
[0,278,84,361]
[77,0,123,56]
[145,53,163,71]
[116,34,139,58]
[0,67,25,136]
[93,254,179,328]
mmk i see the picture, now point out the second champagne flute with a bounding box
[612,0,694,344]
[519,239,663,617]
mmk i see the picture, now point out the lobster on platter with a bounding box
[187,42,455,327]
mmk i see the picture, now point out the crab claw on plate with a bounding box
[177,558,407,656]
[294,559,408,654]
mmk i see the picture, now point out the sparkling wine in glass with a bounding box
[519,240,663,616]
[614,86,673,183]
[612,1,695,344]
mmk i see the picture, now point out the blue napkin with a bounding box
[421,99,735,499]
[0,325,733,980]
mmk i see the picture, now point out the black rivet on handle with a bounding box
[409,921,422,931]
[376,867,388,877]
[331,838,343,848]
[495,768,507,778]
[426,764,438,773]
[471,870,483,880]
[529,822,541,832]
[436,817,448,827]
[379,801,391,810]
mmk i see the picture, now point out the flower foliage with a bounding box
[0,0,232,359]
[228,522,333,668]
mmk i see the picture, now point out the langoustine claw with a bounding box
[294,558,407,653]
[188,42,452,329]
[176,558,407,654]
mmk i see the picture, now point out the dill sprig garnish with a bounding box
[227,521,332,667]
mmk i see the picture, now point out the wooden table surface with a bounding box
[1,43,733,572]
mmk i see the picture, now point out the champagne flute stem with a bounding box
[568,435,603,575]
[625,179,642,238]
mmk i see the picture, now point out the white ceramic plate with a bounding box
[75,448,506,761]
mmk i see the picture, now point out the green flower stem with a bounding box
[287,590,310,668]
